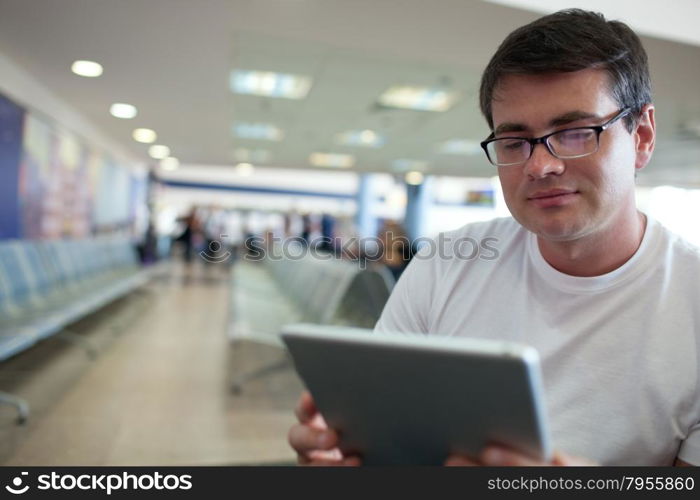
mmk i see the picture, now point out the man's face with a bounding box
[490,69,645,242]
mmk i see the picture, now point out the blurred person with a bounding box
[202,205,229,266]
[375,221,413,281]
[318,213,336,253]
[173,207,200,264]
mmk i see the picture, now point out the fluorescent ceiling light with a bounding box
[235,162,255,176]
[233,123,284,141]
[160,157,180,171]
[378,85,459,112]
[392,159,428,172]
[234,148,272,163]
[133,128,157,144]
[71,60,103,77]
[148,145,171,160]
[309,152,355,169]
[230,70,312,99]
[405,171,425,185]
[110,103,137,119]
[439,139,482,155]
[335,129,385,148]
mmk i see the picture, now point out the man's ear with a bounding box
[634,104,655,171]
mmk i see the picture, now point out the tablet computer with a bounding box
[281,323,552,465]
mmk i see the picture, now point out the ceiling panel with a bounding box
[0,0,698,184]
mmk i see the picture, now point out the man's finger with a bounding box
[294,391,318,424]
[298,449,361,466]
[445,454,480,466]
[288,423,338,454]
[479,446,546,466]
[552,451,597,466]
[305,457,362,467]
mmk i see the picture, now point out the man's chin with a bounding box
[518,216,586,243]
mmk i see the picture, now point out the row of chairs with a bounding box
[228,244,395,392]
[0,237,154,422]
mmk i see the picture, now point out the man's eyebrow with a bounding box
[549,111,599,128]
[494,122,527,135]
[494,111,601,136]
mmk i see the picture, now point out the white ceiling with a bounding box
[0,0,699,185]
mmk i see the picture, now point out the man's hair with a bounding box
[479,9,652,132]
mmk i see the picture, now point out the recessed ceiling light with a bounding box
[335,129,386,148]
[309,153,355,168]
[392,159,428,172]
[160,157,180,171]
[110,103,138,119]
[405,171,425,185]
[233,123,284,141]
[133,128,157,144]
[148,145,171,159]
[71,60,103,78]
[230,70,312,99]
[438,139,482,155]
[235,162,255,176]
[378,85,459,112]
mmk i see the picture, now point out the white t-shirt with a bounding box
[375,216,700,465]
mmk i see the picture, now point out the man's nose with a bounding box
[522,142,565,179]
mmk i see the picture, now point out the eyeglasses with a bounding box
[480,108,631,167]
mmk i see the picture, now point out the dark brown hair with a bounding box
[479,9,652,132]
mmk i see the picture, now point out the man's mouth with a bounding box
[528,189,578,200]
[527,189,579,208]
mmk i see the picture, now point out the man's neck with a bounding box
[536,211,647,277]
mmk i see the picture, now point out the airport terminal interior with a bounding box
[1,0,700,465]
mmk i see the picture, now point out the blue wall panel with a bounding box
[0,93,24,239]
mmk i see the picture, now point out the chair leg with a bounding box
[0,391,29,425]
[56,329,99,360]
[108,288,154,335]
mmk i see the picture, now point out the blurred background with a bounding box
[0,0,699,465]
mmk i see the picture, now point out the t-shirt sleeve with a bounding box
[373,246,437,334]
[677,421,700,465]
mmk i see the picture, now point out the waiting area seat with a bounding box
[228,245,395,392]
[0,237,155,423]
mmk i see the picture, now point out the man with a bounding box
[288,9,700,466]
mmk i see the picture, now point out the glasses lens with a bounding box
[487,138,530,166]
[548,129,598,158]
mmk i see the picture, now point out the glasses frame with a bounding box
[480,108,632,167]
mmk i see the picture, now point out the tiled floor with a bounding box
[0,263,303,466]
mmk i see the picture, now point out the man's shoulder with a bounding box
[653,218,700,266]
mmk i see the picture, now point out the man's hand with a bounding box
[445,446,596,466]
[288,392,594,467]
[287,391,361,466]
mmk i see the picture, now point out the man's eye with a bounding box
[501,139,527,150]
[556,130,595,143]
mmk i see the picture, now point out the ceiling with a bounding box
[0,0,699,186]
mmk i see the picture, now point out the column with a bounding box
[355,173,378,238]
[404,176,432,242]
